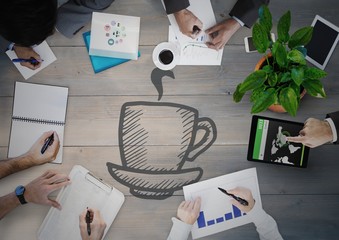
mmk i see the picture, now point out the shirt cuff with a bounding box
[325,118,337,143]
[246,202,268,225]
[7,42,15,51]
[167,217,192,240]
[232,16,245,27]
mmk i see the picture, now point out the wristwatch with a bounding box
[15,185,27,204]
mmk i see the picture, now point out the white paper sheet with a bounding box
[6,41,57,80]
[8,82,68,164]
[183,168,261,239]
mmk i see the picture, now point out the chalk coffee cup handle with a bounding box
[186,117,217,162]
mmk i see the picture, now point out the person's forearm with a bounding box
[327,111,339,143]
[247,204,283,240]
[0,192,21,219]
[229,0,269,28]
[0,154,34,179]
[167,217,192,240]
[163,0,190,15]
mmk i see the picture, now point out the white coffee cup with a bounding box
[152,42,180,70]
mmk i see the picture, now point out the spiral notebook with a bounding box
[38,165,125,240]
[8,82,68,164]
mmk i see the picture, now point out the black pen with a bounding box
[40,133,54,154]
[218,187,249,206]
[86,209,91,236]
[193,25,201,35]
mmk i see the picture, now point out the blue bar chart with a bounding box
[197,205,247,229]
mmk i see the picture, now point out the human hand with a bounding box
[174,9,203,39]
[24,170,70,209]
[13,45,42,70]
[287,118,333,148]
[205,18,241,50]
[79,208,106,240]
[227,187,255,213]
[176,197,201,225]
[25,131,60,165]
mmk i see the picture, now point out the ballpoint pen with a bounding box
[86,209,91,236]
[218,187,249,206]
[40,133,54,154]
[12,58,40,64]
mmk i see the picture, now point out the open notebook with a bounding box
[8,82,68,164]
[38,165,125,240]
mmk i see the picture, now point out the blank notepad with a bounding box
[8,82,68,164]
[38,165,125,240]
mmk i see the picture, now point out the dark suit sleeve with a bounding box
[326,111,339,144]
[229,0,270,28]
[163,0,190,14]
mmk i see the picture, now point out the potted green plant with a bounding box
[233,5,327,116]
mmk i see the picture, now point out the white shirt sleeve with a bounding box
[167,217,192,240]
[247,203,284,240]
[325,118,337,143]
[232,16,245,27]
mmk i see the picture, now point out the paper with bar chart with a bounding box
[183,168,261,239]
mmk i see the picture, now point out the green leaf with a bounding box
[288,26,313,49]
[279,87,299,116]
[295,46,307,57]
[239,70,267,92]
[252,23,270,53]
[262,65,273,74]
[304,67,327,80]
[251,88,277,113]
[280,72,291,83]
[250,86,266,102]
[233,84,246,102]
[287,49,306,65]
[302,79,326,98]
[289,82,301,103]
[259,5,272,33]
[277,10,291,43]
[268,72,278,87]
[274,42,288,68]
[291,67,304,86]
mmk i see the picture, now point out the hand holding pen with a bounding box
[80,208,106,240]
[12,45,42,70]
[218,187,255,213]
[26,131,60,165]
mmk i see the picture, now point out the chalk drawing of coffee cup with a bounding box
[107,101,217,199]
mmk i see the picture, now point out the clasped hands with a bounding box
[174,9,241,50]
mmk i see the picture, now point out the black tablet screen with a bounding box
[251,117,308,167]
[306,20,338,65]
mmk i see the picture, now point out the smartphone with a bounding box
[244,33,276,53]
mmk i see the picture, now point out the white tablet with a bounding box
[305,15,339,70]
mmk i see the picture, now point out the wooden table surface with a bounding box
[0,0,339,239]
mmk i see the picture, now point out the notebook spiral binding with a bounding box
[12,116,65,126]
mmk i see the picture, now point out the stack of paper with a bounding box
[89,12,140,60]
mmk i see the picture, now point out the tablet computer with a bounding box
[305,15,339,70]
[247,115,310,168]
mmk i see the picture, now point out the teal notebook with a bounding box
[83,31,140,73]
